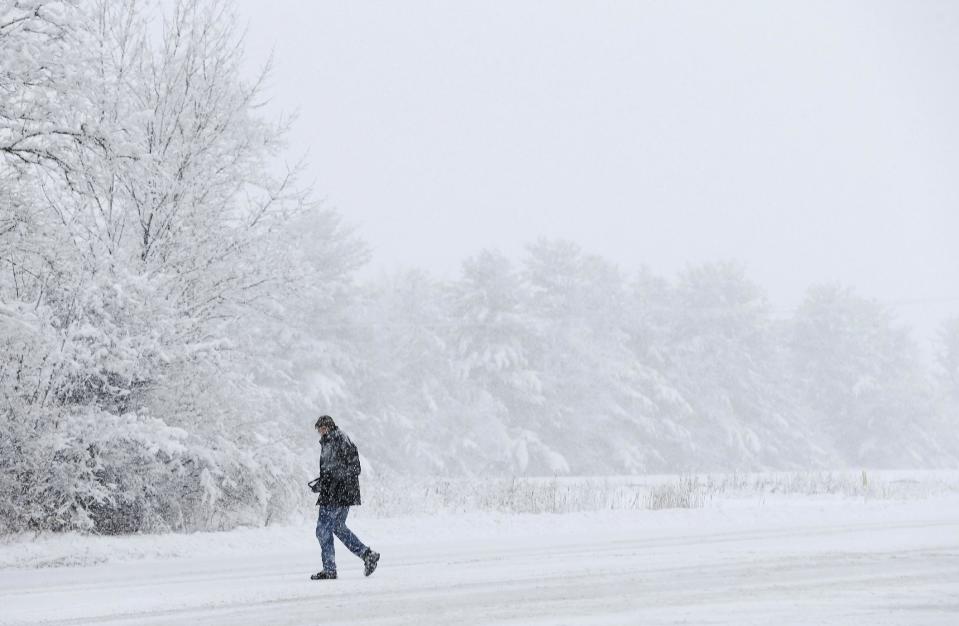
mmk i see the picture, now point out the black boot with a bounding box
[363,548,380,577]
[310,570,337,580]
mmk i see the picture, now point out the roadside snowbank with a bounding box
[2,484,957,570]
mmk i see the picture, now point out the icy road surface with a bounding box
[2,498,958,625]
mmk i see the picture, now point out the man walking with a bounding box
[309,415,380,580]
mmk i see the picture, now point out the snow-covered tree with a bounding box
[790,285,938,467]
[938,317,959,403]
[663,262,821,469]
[0,1,89,171]
[520,239,670,474]
[1,0,361,533]
[347,270,467,475]
[447,250,544,474]
[932,317,959,457]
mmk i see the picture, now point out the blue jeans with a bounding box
[315,505,368,573]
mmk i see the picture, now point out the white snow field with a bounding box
[2,481,958,626]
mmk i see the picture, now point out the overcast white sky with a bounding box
[236,0,958,345]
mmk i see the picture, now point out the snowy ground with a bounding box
[2,490,958,626]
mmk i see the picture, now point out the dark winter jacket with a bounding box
[314,427,362,507]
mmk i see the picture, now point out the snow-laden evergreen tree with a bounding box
[617,268,699,470]
[939,317,959,404]
[347,270,469,475]
[932,317,959,458]
[520,239,679,474]
[663,262,824,469]
[790,285,940,467]
[447,250,545,474]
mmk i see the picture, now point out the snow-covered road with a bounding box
[2,499,958,625]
